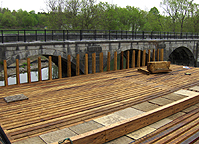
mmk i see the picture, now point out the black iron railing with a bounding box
[0,30,198,43]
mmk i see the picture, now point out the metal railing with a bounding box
[0,30,198,43]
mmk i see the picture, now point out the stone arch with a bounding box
[168,47,195,66]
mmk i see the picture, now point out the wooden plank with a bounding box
[3,60,8,86]
[160,49,164,61]
[157,49,160,61]
[137,50,141,67]
[148,50,150,63]
[126,51,129,69]
[16,59,20,85]
[27,58,31,83]
[99,53,103,73]
[92,53,96,74]
[107,52,110,71]
[152,49,155,61]
[114,51,117,71]
[52,94,199,144]
[38,57,42,81]
[76,54,80,76]
[142,50,146,66]
[132,50,135,68]
[58,55,62,79]
[67,55,71,77]
[84,54,88,75]
[48,56,52,80]
[120,51,124,70]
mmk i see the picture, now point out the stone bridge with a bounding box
[0,39,198,77]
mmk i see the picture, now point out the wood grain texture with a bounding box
[38,57,42,81]
[58,55,62,79]
[76,54,80,76]
[48,56,52,80]
[27,58,31,83]
[16,59,20,85]
[67,55,71,77]
[3,60,8,86]
[114,51,117,71]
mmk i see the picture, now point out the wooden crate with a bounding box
[147,61,172,73]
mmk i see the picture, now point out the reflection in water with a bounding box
[0,68,49,86]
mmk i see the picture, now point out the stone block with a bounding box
[162,93,187,101]
[132,102,160,112]
[13,137,45,144]
[69,120,103,134]
[39,128,76,144]
[149,118,172,129]
[94,113,126,126]
[127,126,156,140]
[149,97,174,106]
[174,89,199,97]
[4,94,28,103]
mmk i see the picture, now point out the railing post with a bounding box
[114,51,117,70]
[35,30,37,41]
[84,54,88,75]
[135,31,137,39]
[126,31,128,39]
[142,31,144,39]
[48,56,52,80]
[67,55,71,77]
[107,52,111,71]
[142,50,146,66]
[151,31,153,39]
[100,52,103,72]
[164,32,166,39]
[148,49,151,63]
[152,49,155,61]
[167,32,169,39]
[132,50,135,68]
[67,30,69,40]
[18,31,20,42]
[180,32,182,39]
[1,30,3,43]
[58,55,62,78]
[44,29,47,42]
[160,32,161,39]
[137,50,140,67]
[186,33,188,39]
[132,30,134,40]
[121,30,122,39]
[4,60,8,86]
[126,51,129,69]
[94,30,96,40]
[120,51,124,70]
[16,59,20,85]
[52,30,53,41]
[24,30,26,42]
[157,49,160,61]
[63,30,65,41]
[38,57,42,81]
[109,30,111,40]
[76,54,80,76]
[92,53,96,74]
[80,30,82,41]
[27,58,31,83]
[116,31,118,39]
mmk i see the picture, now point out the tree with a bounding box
[160,0,195,32]
[1,11,16,28]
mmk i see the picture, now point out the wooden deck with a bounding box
[1,65,199,143]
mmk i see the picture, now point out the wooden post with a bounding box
[27,58,31,83]
[58,55,62,79]
[84,54,88,75]
[120,51,124,70]
[160,49,164,61]
[16,59,20,85]
[3,60,8,86]
[157,49,160,61]
[114,51,117,71]
[76,54,80,76]
[48,56,52,80]
[132,50,135,68]
[142,50,146,66]
[107,52,110,71]
[38,57,42,81]
[67,55,71,77]
[152,49,155,61]
[92,53,96,74]
[126,51,129,69]
[148,49,151,63]
[100,52,103,73]
[137,50,141,67]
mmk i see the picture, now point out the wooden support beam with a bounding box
[100,52,103,73]
[107,52,110,71]
[120,51,124,70]
[132,50,135,68]
[126,51,129,69]
[142,50,146,66]
[38,57,42,81]
[157,49,160,61]
[114,51,117,71]
[148,49,151,63]
[3,60,8,86]
[48,56,52,80]
[152,49,155,61]
[53,94,199,144]
[76,54,80,76]
[137,50,141,67]
[16,59,20,85]
[160,49,164,61]
[92,53,96,74]
[84,54,88,75]
[58,55,62,79]
[67,55,71,77]
[27,58,31,83]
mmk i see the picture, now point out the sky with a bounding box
[1,0,199,14]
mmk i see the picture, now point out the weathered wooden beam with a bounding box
[48,56,52,80]
[137,50,141,67]
[92,53,96,74]
[152,49,155,61]
[38,57,42,81]
[27,58,31,83]
[84,54,88,75]
[107,52,111,71]
[67,55,71,77]
[142,50,146,66]
[58,55,62,79]
[100,53,103,73]
[148,49,151,63]
[132,50,135,68]
[3,60,8,86]
[160,49,164,61]
[157,49,160,61]
[76,54,80,76]
[16,59,20,85]
[126,51,129,69]
[120,51,124,70]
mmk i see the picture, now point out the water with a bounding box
[0,68,49,86]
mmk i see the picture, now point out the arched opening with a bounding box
[168,47,195,66]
